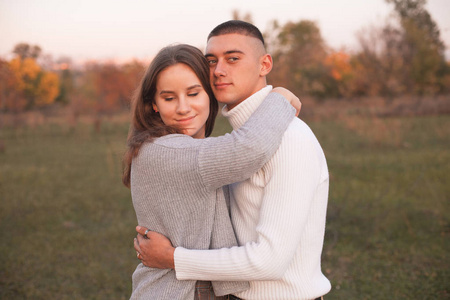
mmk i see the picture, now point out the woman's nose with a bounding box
[176,97,191,114]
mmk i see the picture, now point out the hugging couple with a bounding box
[123,20,331,300]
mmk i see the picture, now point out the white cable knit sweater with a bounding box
[174,86,332,300]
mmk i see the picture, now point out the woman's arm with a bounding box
[199,90,296,190]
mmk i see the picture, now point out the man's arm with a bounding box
[174,126,324,281]
[136,123,328,281]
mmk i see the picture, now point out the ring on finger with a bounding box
[144,229,150,239]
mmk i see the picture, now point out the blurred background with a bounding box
[0,0,449,299]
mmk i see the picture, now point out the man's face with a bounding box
[205,33,271,109]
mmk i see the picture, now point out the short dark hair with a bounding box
[208,20,265,46]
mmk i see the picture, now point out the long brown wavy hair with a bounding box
[122,44,218,187]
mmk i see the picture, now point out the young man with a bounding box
[135,20,331,300]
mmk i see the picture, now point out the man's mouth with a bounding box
[214,82,231,89]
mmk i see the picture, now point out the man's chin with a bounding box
[215,96,234,105]
[217,97,244,108]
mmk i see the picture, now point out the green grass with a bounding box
[0,122,136,299]
[313,115,450,299]
[0,114,449,299]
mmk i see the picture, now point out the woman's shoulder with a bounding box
[144,134,204,150]
[134,134,205,167]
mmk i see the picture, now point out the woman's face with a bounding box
[153,63,210,139]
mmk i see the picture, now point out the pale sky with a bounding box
[1,0,449,63]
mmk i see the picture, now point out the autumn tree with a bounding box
[352,23,408,97]
[386,0,443,50]
[7,57,59,109]
[0,58,27,113]
[77,59,145,131]
[231,10,254,23]
[351,0,447,98]
[386,0,448,94]
[83,61,136,114]
[266,20,335,98]
[353,0,447,97]
[324,51,355,97]
[121,59,146,102]
[54,57,75,105]
[13,43,42,60]
[0,44,60,112]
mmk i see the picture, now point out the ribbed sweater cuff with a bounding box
[174,247,197,280]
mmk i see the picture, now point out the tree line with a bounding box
[0,0,448,117]
[0,46,145,123]
[265,0,449,99]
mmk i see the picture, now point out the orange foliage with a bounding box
[325,51,352,81]
[1,57,59,110]
[0,59,26,112]
[79,60,145,115]
[9,58,41,90]
[36,72,59,106]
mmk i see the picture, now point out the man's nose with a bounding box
[213,60,226,77]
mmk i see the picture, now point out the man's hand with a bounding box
[134,226,175,269]
[271,87,301,117]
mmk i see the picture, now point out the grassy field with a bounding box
[0,113,448,299]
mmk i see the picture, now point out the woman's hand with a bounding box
[134,226,175,269]
[271,87,301,117]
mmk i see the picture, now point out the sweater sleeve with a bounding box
[174,124,328,281]
[199,92,295,190]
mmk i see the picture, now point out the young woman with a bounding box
[122,44,297,300]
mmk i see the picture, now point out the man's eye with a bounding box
[228,57,239,62]
[207,60,217,65]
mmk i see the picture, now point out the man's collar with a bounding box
[222,85,272,130]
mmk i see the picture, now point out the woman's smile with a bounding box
[176,115,197,123]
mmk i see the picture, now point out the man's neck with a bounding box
[222,85,272,130]
[226,81,268,111]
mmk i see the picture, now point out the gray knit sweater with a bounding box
[130,93,295,300]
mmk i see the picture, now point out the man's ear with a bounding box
[259,54,273,76]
